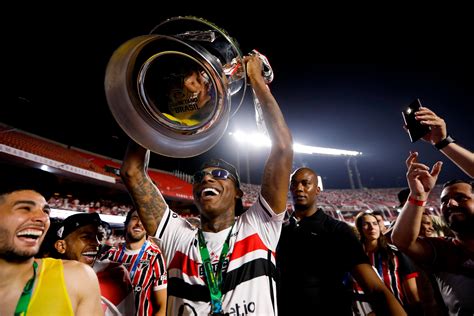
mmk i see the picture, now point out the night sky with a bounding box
[4,3,473,188]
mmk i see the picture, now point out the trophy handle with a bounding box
[249,50,274,135]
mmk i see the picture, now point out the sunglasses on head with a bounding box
[192,168,236,184]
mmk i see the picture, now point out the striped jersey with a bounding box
[352,245,418,307]
[104,240,167,316]
[152,195,284,316]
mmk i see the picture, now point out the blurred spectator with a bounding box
[353,211,421,315]
[372,210,388,234]
[102,210,167,316]
[419,212,435,237]
[429,214,454,238]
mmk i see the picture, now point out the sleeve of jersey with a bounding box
[150,206,195,266]
[152,249,168,291]
[240,194,285,249]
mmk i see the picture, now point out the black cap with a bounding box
[199,159,240,189]
[57,213,105,239]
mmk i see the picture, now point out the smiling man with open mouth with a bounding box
[48,212,135,315]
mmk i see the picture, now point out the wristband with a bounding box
[408,196,426,207]
[434,135,455,150]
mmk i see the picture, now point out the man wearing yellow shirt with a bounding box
[0,183,103,316]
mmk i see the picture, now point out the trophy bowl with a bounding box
[105,16,247,158]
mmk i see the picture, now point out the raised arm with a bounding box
[245,55,293,214]
[416,106,474,178]
[392,152,443,263]
[440,144,474,178]
[120,140,168,236]
[351,263,407,316]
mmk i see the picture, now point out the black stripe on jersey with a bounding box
[154,252,166,280]
[168,278,210,302]
[222,257,276,293]
[142,295,150,316]
[158,209,172,239]
[168,258,277,302]
[258,196,273,218]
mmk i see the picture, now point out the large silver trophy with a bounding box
[105,16,272,158]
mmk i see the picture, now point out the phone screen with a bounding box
[402,98,431,142]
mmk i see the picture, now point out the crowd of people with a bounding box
[1,51,473,316]
[47,195,132,216]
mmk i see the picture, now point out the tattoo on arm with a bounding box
[127,171,167,236]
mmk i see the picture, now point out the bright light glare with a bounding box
[229,131,362,156]
[232,131,271,148]
[40,164,51,172]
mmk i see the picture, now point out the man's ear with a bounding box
[316,186,321,195]
[54,240,67,254]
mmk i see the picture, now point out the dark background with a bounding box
[3,3,473,188]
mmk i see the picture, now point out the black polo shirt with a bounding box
[277,209,370,316]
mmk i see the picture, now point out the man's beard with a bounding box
[0,229,36,262]
[127,231,146,243]
[445,209,474,235]
[0,247,35,263]
[448,217,474,235]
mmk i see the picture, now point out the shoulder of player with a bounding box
[146,241,164,254]
[62,259,97,278]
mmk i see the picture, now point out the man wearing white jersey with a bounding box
[120,54,293,315]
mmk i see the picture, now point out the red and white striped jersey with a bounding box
[153,195,284,316]
[105,241,167,316]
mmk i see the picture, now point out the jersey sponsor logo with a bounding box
[198,258,230,277]
[228,300,256,315]
[176,300,256,316]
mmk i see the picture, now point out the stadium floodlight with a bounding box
[229,131,362,157]
[40,164,51,172]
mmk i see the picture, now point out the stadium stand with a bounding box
[0,123,443,225]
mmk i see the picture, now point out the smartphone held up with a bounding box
[402,98,431,143]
